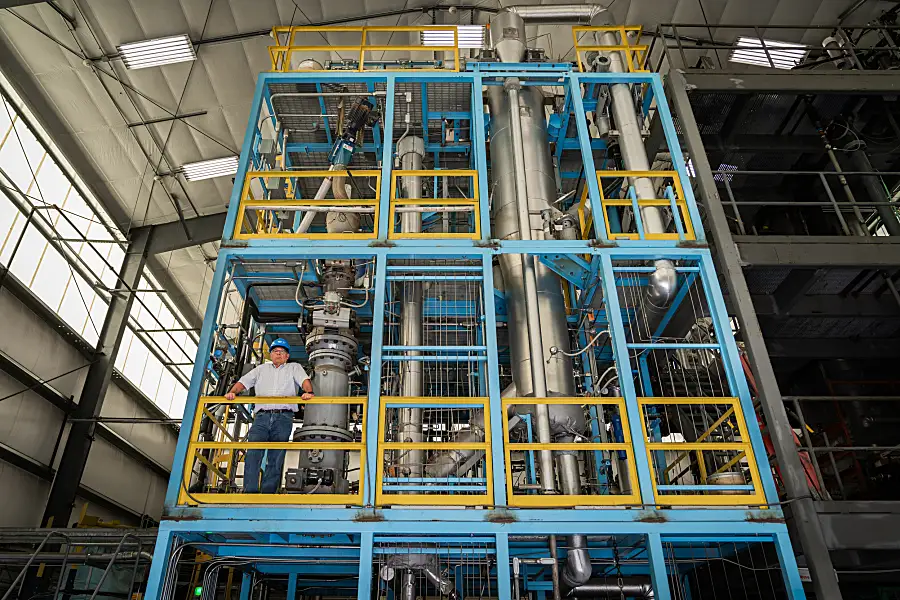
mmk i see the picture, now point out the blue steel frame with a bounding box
[145,66,806,600]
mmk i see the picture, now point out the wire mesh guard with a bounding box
[608,260,765,504]
[235,170,381,240]
[179,396,366,505]
[502,398,641,507]
[612,261,732,399]
[510,535,652,599]
[663,539,790,600]
[377,397,492,506]
[640,398,764,504]
[376,259,491,504]
[381,260,487,398]
[388,170,481,239]
[374,537,497,599]
[579,171,695,242]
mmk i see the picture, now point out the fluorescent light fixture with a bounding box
[118,34,196,70]
[179,156,239,181]
[729,36,806,70]
[421,25,485,49]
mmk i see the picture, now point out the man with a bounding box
[224,338,314,493]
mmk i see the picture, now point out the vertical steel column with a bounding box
[377,78,396,240]
[41,227,151,528]
[142,525,174,600]
[647,533,672,600]
[364,254,389,506]
[165,251,231,506]
[568,74,607,240]
[357,532,375,600]
[495,532,512,600]
[666,69,839,600]
[482,253,508,506]
[286,574,297,600]
[775,531,810,600]
[472,73,491,241]
[599,254,656,502]
[239,572,252,600]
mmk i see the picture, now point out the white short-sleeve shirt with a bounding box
[237,362,310,412]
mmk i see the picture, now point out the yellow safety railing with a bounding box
[269,26,461,72]
[572,26,648,73]
[178,396,365,506]
[579,170,696,241]
[376,397,493,507]
[234,170,381,240]
[638,397,765,506]
[502,397,641,507]
[388,170,481,239]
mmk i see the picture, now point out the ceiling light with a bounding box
[729,37,806,70]
[421,25,485,49]
[179,156,239,181]
[118,34,197,70]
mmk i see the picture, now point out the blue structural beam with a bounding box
[537,253,592,289]
[148,60,807,600]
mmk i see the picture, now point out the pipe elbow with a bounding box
[562,549,592,588]
[647,259,677,308]
[562,536,592,589]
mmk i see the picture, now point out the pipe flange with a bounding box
[308,349,355,371]
[306,329,358,370]
[293,424,353,442]
[503,77,522,91]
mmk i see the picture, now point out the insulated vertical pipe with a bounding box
[595,26,678,307]
[397,136,426,481]
[506,79,556,493]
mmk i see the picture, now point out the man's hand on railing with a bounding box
[301,392,315,400]
[224,392,236,401]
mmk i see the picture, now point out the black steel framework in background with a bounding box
[665,69,843,600]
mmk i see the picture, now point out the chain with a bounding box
[612,536,626,600]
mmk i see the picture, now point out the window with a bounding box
[0,74,194,417]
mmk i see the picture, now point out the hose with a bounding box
[548,330,609,359]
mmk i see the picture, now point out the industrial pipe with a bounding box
[490,11,592,593]
[326,170,361,234]
[506,4,608,23]
[568,577,655,599]
[591,19,678,306]
[505,77,556,495]
[397,136,426,483]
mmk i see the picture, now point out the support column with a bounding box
[647,533,672,600]
[41,227,151,528]
[666,70,839,600]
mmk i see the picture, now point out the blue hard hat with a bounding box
[269,338,291,354]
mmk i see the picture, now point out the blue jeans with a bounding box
[243,411,294,493]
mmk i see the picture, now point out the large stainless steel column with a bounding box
[397,136,426,481]
[297,327,357,494]
[489,10,590,589]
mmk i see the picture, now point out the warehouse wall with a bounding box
[0,281,177,527]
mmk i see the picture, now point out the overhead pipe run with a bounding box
[505,4,609,23]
